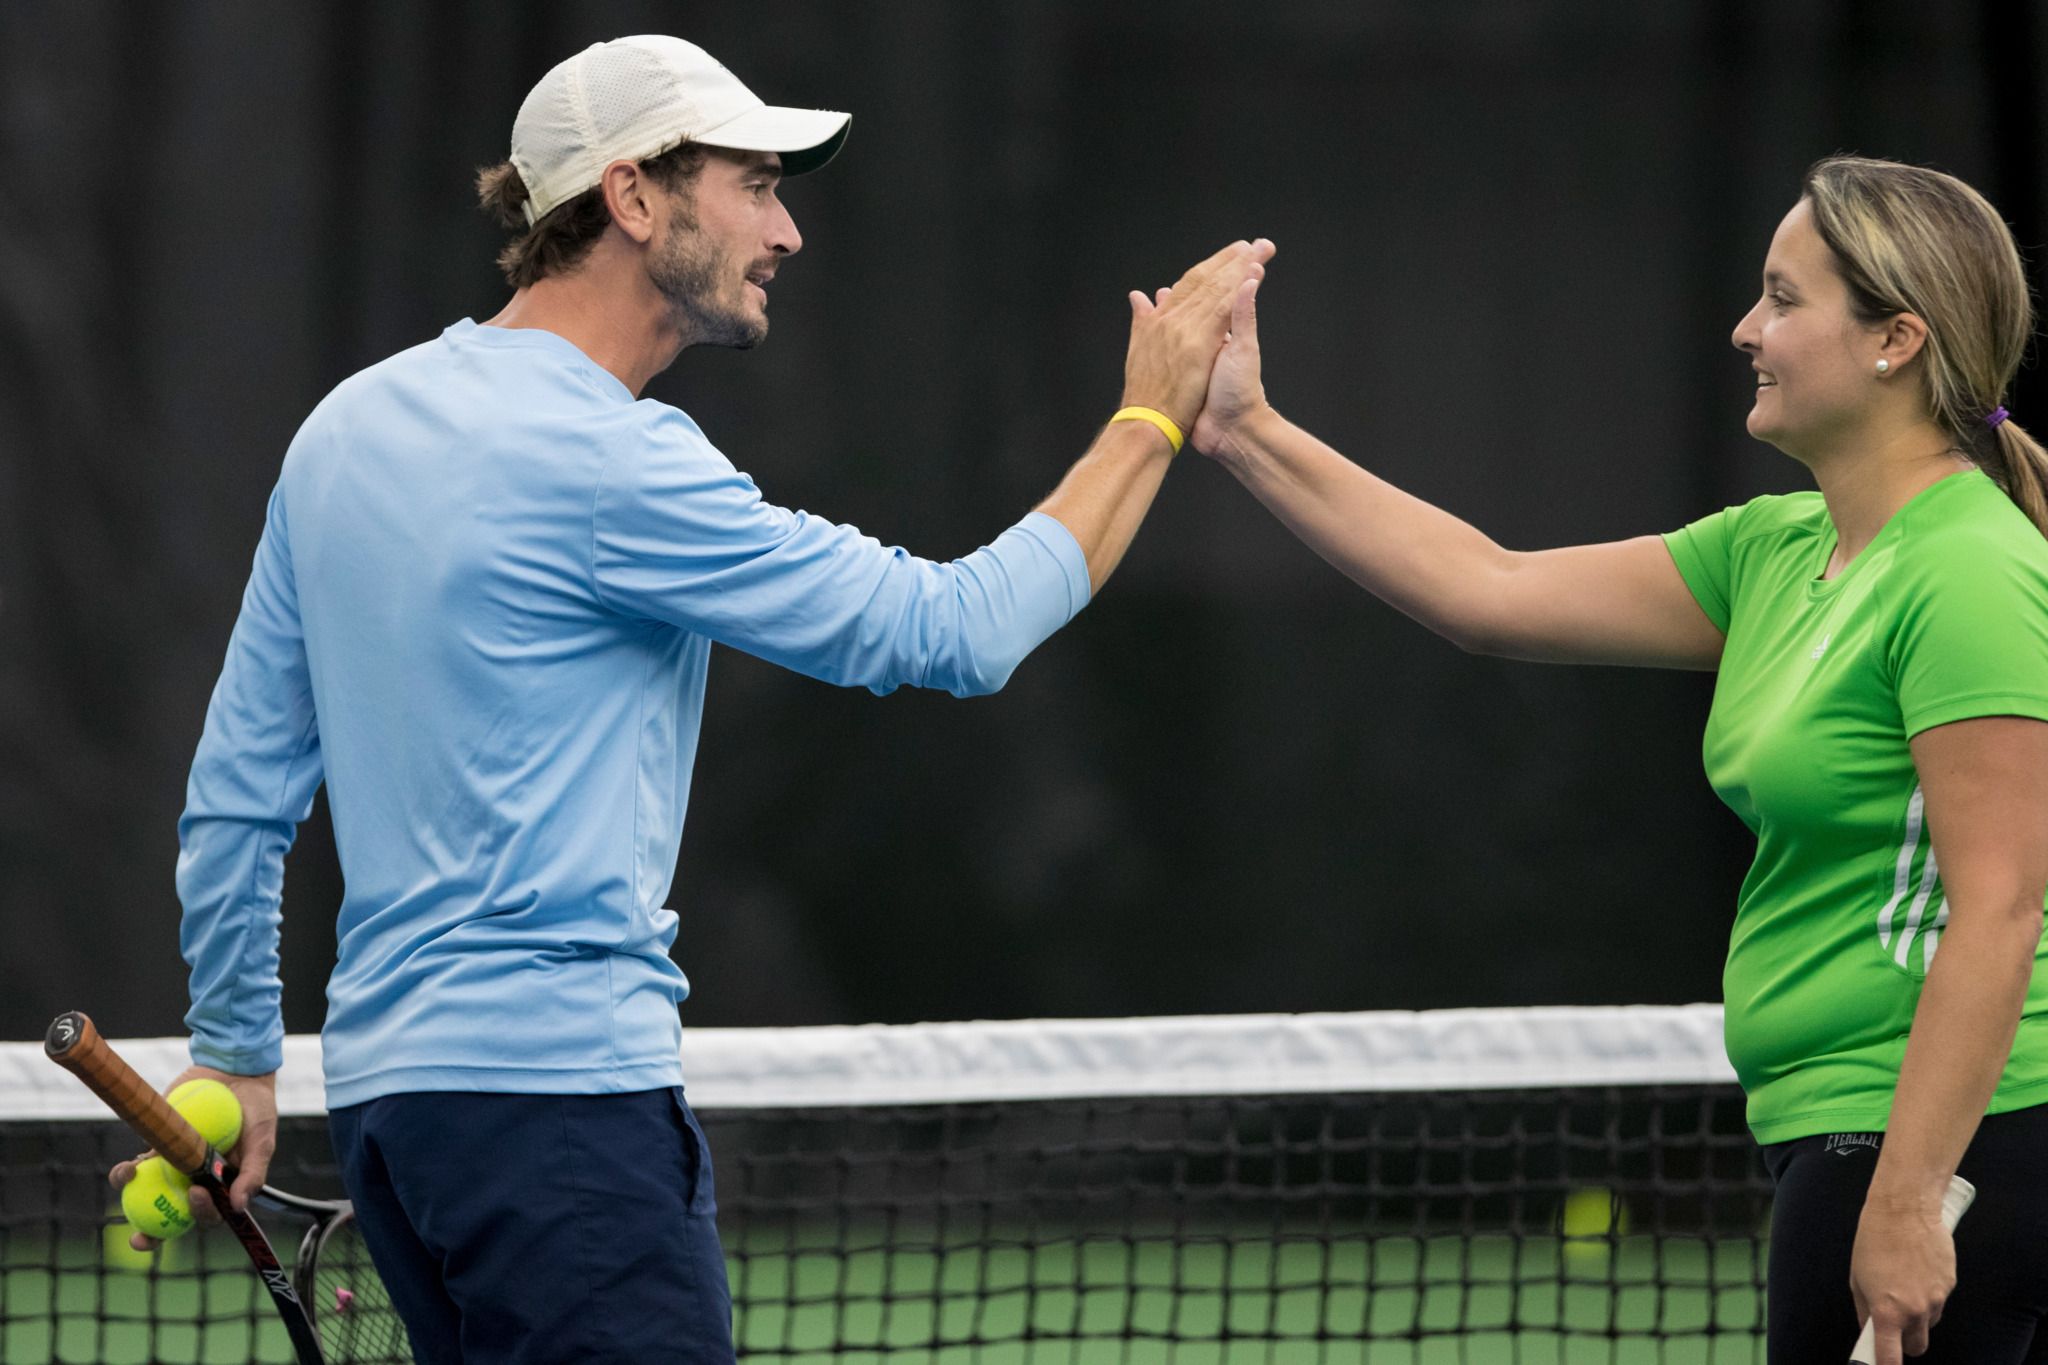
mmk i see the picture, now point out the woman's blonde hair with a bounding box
[1803,155,2048,536]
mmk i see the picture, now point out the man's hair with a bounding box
[476,141,710,289]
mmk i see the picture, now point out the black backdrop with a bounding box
[3,1,2044,1041]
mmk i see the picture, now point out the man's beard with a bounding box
[650,207,766,350]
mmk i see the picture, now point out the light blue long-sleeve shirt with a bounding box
[177,320,1092,1108]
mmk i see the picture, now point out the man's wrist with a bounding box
[192,1065,278,1087]
[189,1037,286,1078]
[1108,404,1186,455]
[1118,391,1197,429]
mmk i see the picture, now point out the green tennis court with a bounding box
[5,1227,1765,1364]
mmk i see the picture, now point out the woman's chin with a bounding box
[1742,412,1811,464]
[1744,400,1783,444]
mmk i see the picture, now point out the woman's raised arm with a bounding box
[1193,281,1724,670]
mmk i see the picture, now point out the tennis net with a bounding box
[1,1005,1767,1363]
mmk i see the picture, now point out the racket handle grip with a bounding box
[1848,1174,1976,1364]
[43,1011,213,1176]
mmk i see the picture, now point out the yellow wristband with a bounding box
[1109,405,1185,454]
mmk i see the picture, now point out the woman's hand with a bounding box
[1850,1193,1955,1362]
[1189,273,1267,464]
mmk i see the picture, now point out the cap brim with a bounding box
[694,106,851,176]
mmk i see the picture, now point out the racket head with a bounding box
[297,1203,413,1363]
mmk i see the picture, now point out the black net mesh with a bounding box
[1,1084,1770,1363]
[3,1118,353,1363]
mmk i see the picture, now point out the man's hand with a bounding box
[1850,1195,1955,1363]
[1123,239,1275,435]
[106,1065,277,1252]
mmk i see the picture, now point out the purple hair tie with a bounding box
[1986,405,2011,429]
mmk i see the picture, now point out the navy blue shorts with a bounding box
[327,1087,733,1364]
[1761,1102,2048,1364]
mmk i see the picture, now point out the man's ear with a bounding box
[598,161,660,245]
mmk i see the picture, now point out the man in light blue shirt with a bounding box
[116,33,1272,1361]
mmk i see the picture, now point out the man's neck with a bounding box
[484,267,685,397]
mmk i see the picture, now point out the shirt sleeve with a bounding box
[1661,504,1741,634]
[1885,527,2048,737]
[175,485,324,1076]
[590,414,1093,697]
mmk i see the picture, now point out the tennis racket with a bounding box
[1847,1172,1975,1364]
[44,1010,411,1364]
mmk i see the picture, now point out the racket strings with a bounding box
[311,1217,413,1363]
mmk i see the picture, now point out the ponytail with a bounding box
[1985,420,2048,538]
[475,161,532,230]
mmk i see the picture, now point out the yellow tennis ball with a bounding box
[1560,1186,1632,1267]
[121,1155,197,1241]
[102,1216,158,1271]
[169,1078,243,1151]
[1560,1187,1623,1239]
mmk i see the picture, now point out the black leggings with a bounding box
[1763,1103,2048,1364]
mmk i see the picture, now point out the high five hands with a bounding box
[1123,239,1276,443]
[1188,247,1269,463]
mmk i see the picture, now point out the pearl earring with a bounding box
[1876,359,1890,375]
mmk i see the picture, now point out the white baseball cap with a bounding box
[510,36,851,225]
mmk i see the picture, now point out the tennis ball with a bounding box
[121,1155,197,1241]
[1560,1186,1629,1239]
[1560,1186,1632,1268]
[1560,1186,1631,1269]
[102,1217,157,1271]
[169,1077,243,1151]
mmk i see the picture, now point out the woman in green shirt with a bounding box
[1193,156,2048,1364]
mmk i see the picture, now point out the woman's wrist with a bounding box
[1864,1164,1950,1216]
[1209,401,1282,472]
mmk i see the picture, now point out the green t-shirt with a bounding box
[1664,469,2048,1143]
